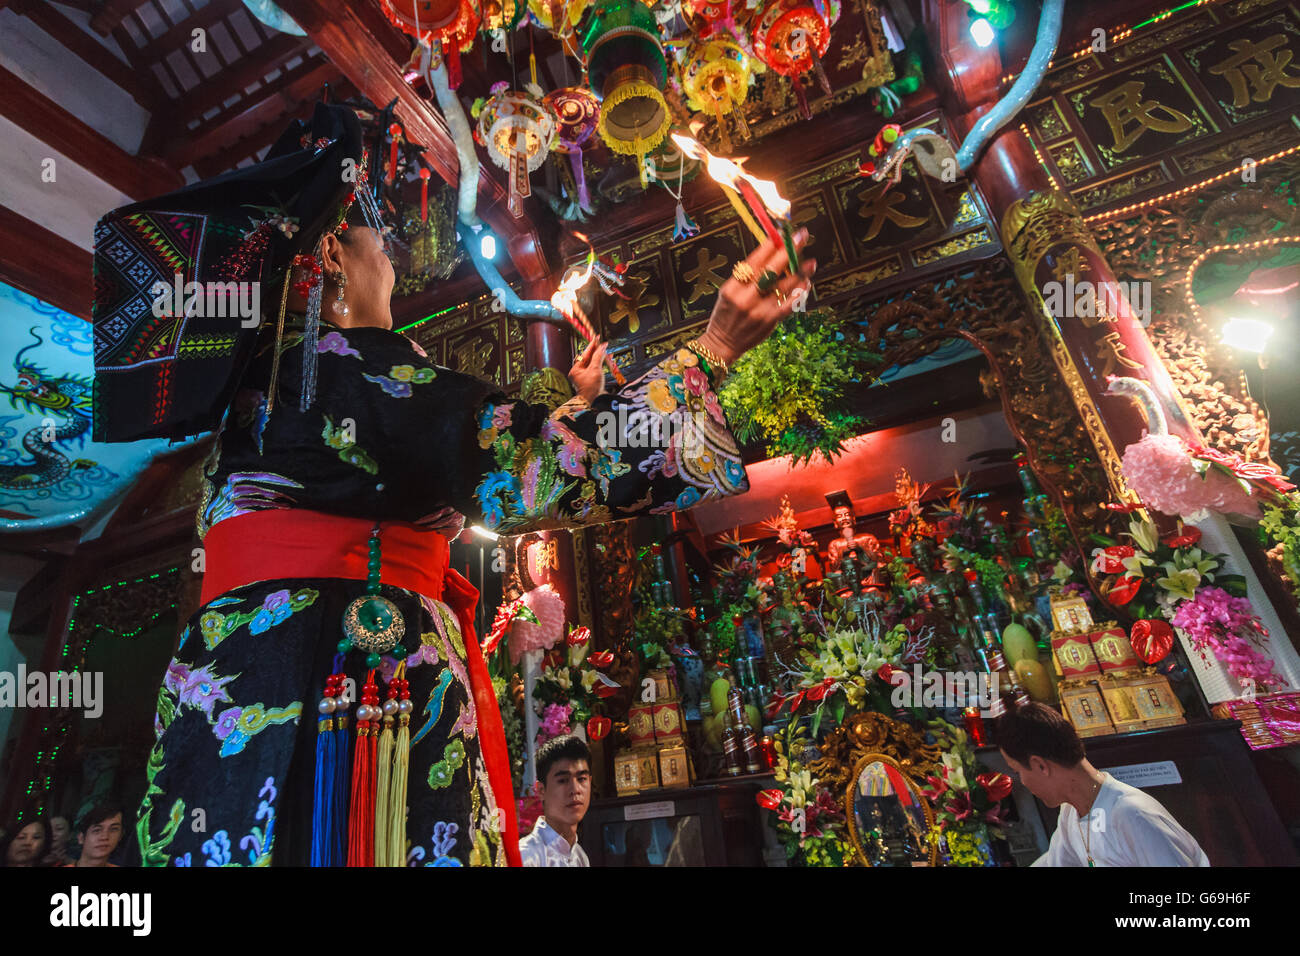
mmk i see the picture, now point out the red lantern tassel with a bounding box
[419,168,431,221]
[388,123,401,184]
[346,669,379,867]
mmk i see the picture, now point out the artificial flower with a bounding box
[976,772,1013,802]
[941,752,968,791]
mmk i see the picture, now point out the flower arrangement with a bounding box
[1091,514,1279,693]
[718,309,880,465]
[761,721,850,866]
[493,674,527,792]
[1260,499,1300,602]
[918,719,1012,866]
[1171,587,1280,691]
[532,625,618,746]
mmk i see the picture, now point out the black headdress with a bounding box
[92,103,383,443]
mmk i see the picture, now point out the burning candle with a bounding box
[549,260,626,385]
[418,167,431,222]
[671,132,801,272]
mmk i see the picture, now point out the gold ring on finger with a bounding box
[732,262,757,284]
[774,289,787,305]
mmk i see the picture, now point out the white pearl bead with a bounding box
[356,704,374,721]
[318,698,337,715]
[398,699,414,715]
[382,699,399,716]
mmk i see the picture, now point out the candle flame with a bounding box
[549,260,594,322]
[670,132,791,218]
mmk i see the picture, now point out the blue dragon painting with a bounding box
[0,328,100,494]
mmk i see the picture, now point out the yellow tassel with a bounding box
[374,705,394,865]
[386,661,411,867]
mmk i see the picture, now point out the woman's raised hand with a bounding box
[568,336,608,402]
[696,228,817,368]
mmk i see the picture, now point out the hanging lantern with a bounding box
[748,0,840,119]
[645,128,701,184]
[682,0,734,35]
[379,0,481,88]
[477,81,559,218]
[528,0,591,47]
[545,86,601,210]
[482,0,526,30]
[584,0,672,182]
[680,36,752,153]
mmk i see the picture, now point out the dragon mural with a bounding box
[0,328,98,492]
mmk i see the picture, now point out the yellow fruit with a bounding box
[710,678,731,716]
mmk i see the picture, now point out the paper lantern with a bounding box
[748,0,841,119]
[681,36,752,151]
[584,0,672,175]
[545,86,601,210]
[379,0,481,87]
[645,128,701,184]
[477,83,559,217]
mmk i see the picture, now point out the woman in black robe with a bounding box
[111,111,816,868]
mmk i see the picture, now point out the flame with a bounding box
[549,259,594,326]
[670,132,790,218]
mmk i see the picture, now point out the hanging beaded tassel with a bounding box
[385,663,413,866]
[311,660,349,866]
[346,669,380,867]
[300,269,323,412]
[373,673,395,865]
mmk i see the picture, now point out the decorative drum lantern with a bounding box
[477,82,559,217]
[378,0,482,88]
[544,86,601,209]
[584,0,672,181]
[680,36,752,152]
[748,0,840,119]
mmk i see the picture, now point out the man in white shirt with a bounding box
[997,701,1210,867]
[520,735,592,867]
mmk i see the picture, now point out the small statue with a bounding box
[824,492,882,574]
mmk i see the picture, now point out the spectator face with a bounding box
[50,817,71,848]
[541,758,592,832]
[5,822,46,866]
[79,813,124,863]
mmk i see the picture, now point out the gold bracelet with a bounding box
[686,338,729,378]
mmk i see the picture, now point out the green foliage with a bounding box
[719,309,879,466]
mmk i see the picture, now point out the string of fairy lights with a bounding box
[16,568,180,823]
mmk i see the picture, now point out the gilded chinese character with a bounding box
[1090,80,1195,153]
[1208,34,1300,108]
[1097,330,1145,376]
[682,247,729,304]
[856,182,928,242]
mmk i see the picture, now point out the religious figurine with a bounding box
[824,491,882,576]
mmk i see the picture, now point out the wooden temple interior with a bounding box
[2,0,1300,866]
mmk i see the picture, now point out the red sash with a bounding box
[202,510,522,867]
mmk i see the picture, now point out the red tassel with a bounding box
[346,669,379,867]
[447,41,462,90]
[793,79,811,121]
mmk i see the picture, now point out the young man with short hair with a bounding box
[66,806,124,868]
[997,701,1209,867]
[520,736,592,867]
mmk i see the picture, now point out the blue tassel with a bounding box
[310,712,335,867]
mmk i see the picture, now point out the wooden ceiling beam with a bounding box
[165,58,341,168]
[276,0,551,283]
[133,0,242,62]
[0,64,184,198]
[89,0,152,35]
[0,205,93,320]
[168,32,312,122]
[13,0,158,109]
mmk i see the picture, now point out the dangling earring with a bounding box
[331,270,349,317]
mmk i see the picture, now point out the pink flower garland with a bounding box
[536,702,574,746]
[1171,587,1280,690]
